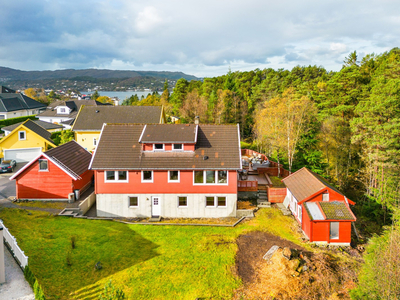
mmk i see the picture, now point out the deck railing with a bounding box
[0,220,28,268]
[238,180,258,191]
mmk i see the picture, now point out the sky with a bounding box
[0,0,399,77]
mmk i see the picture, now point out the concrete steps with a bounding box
[257,190,270,208]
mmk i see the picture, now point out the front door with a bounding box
[152,197,161,216]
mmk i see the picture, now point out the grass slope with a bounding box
[0,208,305,299]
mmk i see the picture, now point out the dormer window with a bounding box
[60,108,66,113]
[173,144,183,151]
[154,144,164,151]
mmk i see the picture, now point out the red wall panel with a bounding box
[95,170,237,194]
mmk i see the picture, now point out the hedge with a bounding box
[24,265,46,300]
[0,115,37,130]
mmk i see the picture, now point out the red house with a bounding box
[10,140,93,200]
[282,168,356,245]
[89,123,241,218]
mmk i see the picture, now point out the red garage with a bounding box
[10,140,93,200]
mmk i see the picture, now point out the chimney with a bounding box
[194,116,199,125]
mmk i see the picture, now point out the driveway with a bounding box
[0,163,26,199]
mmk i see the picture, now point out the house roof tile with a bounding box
[0,93,46,112]
[72,106,164,131]
[319,201,355,221]
[45,140,92,177]
[2,120,63,132]
[90,124,241,170]
[22,120,54,144]
[37,99,106,118]
[139,124,197,143]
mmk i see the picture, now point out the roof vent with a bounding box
[203,156,208,160]
[95,110,99,113]
[195,116,200,125]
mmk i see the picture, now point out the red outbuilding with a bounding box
[10,140,93,200]
[282,167,356,245]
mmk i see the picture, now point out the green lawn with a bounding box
[0,207,305,299]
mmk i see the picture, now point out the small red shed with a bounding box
[282,167,356,245]
[10,140,93,200]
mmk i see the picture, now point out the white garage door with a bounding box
[4,148,42,163]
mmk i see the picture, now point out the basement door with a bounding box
[152,196,161,217]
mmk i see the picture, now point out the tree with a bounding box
[179,89,207,123]
[255,88,317,173]
[24,88,38,99]
[97,96,114,105]
[60,130,74,145]
[91,90,100,100]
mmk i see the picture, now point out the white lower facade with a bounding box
[0,109,44,120]
[96,193,237,218]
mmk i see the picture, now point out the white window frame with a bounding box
[177,196,187,207]
[205,196,227,208]
[128,196,139,207]
[38,159,48,171]
[153,144,164,151]
[323,193,329,202]
[18,130,26,141]
[173,144,184,151]
[141,170,153,183]
[193,170,229,185]
[104,170,129,182]
[168,170,180,182]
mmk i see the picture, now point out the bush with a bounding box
[0,115,37,131]
[99,280,125,300]
[24,265,46,300]
[51,129,74,146]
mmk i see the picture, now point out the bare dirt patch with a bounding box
[235,231,360,300]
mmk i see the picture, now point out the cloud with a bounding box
[0,0,398,76]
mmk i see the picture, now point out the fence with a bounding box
[241,149,290,178]
[0,220,28,268]
[267,187,287,203]
[238,180,258,191]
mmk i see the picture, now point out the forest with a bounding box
[122,48,400,298]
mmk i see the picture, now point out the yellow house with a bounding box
[72,105,166,151]
[0,120,57,162]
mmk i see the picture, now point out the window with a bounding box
[60,108,66,113]
[330,222,339,239]
[206,196,215,207]
[218,171,227,183]
[18,131,26,140]
[105,171,128,182]
[194,171,204,183]
[206,171,215,183]
[206,196,227,207]
[129,196,138,207]
[194,171,229,185]
[169,170,179,182]
[0,115,5,120]
[93,138,97,146]
[142,171,153,182]
[178,196,187,207]
[173,144,183,151]
[217,197,226,207]
[39,159,48,171]
[323,193,329,202]
[154,144,164,151]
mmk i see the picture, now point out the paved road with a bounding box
[0,163,26,199]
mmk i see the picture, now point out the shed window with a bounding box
[323,193,329,202]
[39,159,48,171]
[330,222,339,239]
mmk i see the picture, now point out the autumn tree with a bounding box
[179,89,207,123]
[255,88,317,173]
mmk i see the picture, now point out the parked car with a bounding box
[0,159,17,173]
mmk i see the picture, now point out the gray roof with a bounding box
[90,124,241,170]
[37,99,106,119]
[0,93,46,113]
[2,120,63,132]
[72,106,164,131]
[0,86,16,93]
[20,120,54,145]
[139,124,196,143]
[44,140,92,178]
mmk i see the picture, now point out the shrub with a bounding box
[99,280,125,300]
[24,265,46,300]
[0,115,37,131]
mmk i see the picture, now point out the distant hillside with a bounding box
[0,67,198,81]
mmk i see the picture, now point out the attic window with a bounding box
[323,193,329,202]
[39,159,48,171]
[18,131,26,141]
[173,144,183,151]
[60,108,66,113]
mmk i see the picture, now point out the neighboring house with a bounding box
[0,120,56,162]
[72,106,165,151]
[10,140,93,200]
[2,120,63,136]
[282,167,356,245]
[36,99,109,127]
[89,123,241,218]
[0,86,46,120]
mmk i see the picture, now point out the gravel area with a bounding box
[0,249,34,300]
